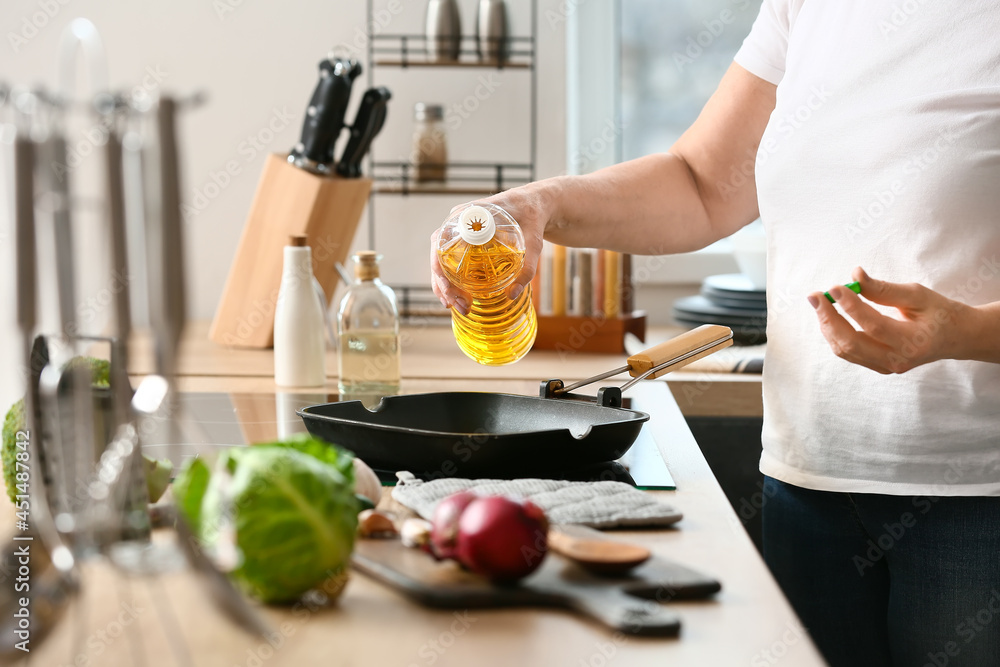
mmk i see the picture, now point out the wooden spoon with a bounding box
[548,527,652,576]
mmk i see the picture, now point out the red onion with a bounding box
[454,496,549,582]
[429,490,478,560]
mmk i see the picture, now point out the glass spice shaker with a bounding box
[412,103,447,183]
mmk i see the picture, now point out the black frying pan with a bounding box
[298,325,733,478]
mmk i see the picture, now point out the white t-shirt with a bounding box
[734,0,1000,495]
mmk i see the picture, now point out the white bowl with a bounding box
[731,229,767,290]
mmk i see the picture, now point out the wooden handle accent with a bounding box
[626,324,733,379]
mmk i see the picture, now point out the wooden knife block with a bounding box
[209,153,371,348]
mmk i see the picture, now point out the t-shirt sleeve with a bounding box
[733,0,800,85]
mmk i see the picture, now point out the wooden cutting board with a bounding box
[351,539,721,637]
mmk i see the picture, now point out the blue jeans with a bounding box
[761,476,1000,667]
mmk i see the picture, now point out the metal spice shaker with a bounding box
[476,0,509,64]
[425,0,462,62]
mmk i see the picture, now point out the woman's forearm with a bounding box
[430,64,776,310]
[537,153,722,255]
[532,63,776,256]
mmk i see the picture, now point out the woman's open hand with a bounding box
[429,182,555,315]
[806,267,989,374]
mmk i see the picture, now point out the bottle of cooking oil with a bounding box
[436,203,537,365]
[336,251,401,396]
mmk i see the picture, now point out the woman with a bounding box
[430,1,1000,665]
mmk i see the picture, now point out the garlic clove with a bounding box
[353,458,383,505]
[358,509,398,538]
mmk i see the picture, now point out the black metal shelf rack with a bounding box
[372,160,532,195]
[371,33,534,68]
[364,0,538,248]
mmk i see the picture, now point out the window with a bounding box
[620,0,763,160]
[616,0,764,284]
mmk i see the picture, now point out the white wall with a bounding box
[1,0,569,409]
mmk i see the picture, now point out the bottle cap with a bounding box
[414,103,445,122]
[289,235,308,247]
[353,251,381,280]
[458,205,496,245]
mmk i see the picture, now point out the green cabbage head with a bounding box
[174,434,358,604]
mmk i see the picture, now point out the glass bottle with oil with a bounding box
[336,252,401,396]
[436,203,537,365]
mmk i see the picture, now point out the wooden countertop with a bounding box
[128,322,763,417]
[5,380,821,666]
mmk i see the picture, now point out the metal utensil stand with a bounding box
[2,19,267,663]
[364,0,538,313]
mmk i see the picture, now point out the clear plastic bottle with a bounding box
[436,203,537,365]
[336,251,401,396]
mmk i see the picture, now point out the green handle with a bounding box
[824,281,861,303]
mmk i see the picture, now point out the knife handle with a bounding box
[336,87,391,178]
[291,58,361,171]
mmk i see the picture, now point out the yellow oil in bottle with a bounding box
[437,204,537,365]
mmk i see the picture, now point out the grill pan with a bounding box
[299,325,733,478]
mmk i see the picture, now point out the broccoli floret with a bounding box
[2,356,111,504]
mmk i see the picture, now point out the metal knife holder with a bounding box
[4,83,191,542]
[0,19,272,667]
[31,335,142,539]
[0,20,269,663]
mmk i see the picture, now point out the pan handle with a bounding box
[546,325,734,400]
[626,324,733,380]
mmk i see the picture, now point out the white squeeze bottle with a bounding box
[274,235,326,387]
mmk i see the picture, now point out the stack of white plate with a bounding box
[672,274,767,344]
